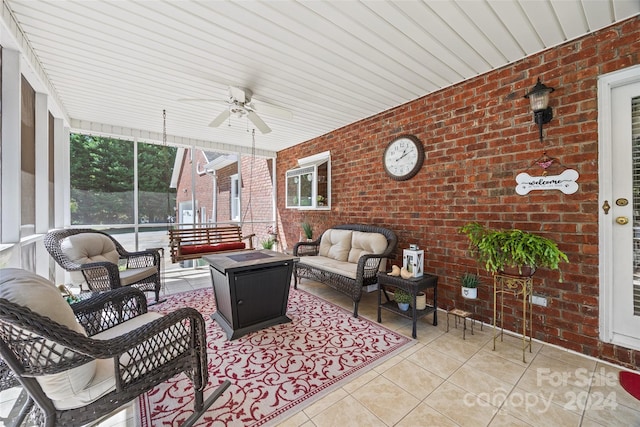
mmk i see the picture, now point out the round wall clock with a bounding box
[383,135,425,181]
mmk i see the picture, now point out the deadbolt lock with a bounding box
[616,198,629,206]
[616,216,629,225]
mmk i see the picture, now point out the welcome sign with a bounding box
[515,169,579,195]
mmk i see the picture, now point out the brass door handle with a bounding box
[616,216,629,225]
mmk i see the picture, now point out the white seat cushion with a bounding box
[51,312,165,410]
[298,256,358,280]
[119,266,158,286]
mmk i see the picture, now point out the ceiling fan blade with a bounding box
[178,98,230,105]
[247,111,272,134]
[209,109,231,127]
[252,100,293,120]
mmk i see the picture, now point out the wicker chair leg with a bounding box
[152,287,166,305]
[181,380,231,427]
[13,393,33,427]
[353,301,359,318]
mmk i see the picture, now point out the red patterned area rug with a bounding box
[136,287,413,426]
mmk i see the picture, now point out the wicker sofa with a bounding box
[293,224,397,317]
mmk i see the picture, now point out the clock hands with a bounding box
[396,149,410,162]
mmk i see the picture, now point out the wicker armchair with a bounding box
[0,268,230,427]
[44,228,162,303]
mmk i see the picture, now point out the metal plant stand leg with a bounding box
[493,274,533,363]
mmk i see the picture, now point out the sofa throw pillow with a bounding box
[0,268,96,402]
[318,229,352,262]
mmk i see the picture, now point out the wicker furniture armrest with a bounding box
[79,261,123,292]
[123,249,160,269]
[72,287,148,336]
[293,240,319,256]
[358,254,387,280]
[90,308,208,387]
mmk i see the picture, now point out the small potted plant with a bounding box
[260,237,275,250]
[459,222,569,280]
[461,273,480,299]
[301,221,313,241]
[393,288,412,311]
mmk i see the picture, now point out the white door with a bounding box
[599,65,640,350]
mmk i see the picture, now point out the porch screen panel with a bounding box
[69,134,134,225]
[137,142,177,226]
[21,76,36,234]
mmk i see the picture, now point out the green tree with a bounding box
[70,134,176,225]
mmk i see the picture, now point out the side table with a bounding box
[377,272,438,338]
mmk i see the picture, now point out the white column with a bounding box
[1,49,21,244]
[62,126,71,227]
[53,118,66,228]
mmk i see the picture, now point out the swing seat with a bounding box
[169,225,255,263]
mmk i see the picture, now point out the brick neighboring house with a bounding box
[172,147,276,247]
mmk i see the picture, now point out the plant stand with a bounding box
[493,273,533,363]
[446,308,481,340]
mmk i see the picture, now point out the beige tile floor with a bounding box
[2,266,639,427]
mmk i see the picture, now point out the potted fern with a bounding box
[461,273,480,299]
[459,222,569,280]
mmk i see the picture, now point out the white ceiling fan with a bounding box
[180,86,293,134]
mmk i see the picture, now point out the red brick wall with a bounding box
[276,17,640,368]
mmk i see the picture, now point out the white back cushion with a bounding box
[318,229,352,262]
[0,268,96,402]
[348,231,389,263]
[61,233,119,284]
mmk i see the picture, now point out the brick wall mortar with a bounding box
[277,17,640,368]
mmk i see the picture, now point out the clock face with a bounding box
[383,135,425,181]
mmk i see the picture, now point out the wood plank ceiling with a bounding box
[3,0,639,155]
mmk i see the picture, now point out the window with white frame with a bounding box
[286,151,330,209]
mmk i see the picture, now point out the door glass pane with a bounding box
[300,172,313,206]
[632,96,640,315]
[286,176,300,207]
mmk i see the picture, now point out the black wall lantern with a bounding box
[524,78,555,142]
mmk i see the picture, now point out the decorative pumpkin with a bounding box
[400,267,413,279]
[389,265,401,276]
